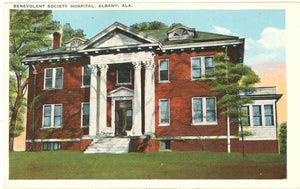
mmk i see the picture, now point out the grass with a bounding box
[9,151,286,179]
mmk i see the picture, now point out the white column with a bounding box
[88,64,98,137]
[99,64,109,136]
[132,61,142,136]
[227,115,231,153]
[144,60,155,135]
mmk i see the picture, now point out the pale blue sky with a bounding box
[52,10,286,68]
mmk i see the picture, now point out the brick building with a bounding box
[23,22,282,153]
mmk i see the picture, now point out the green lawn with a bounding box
[9,151,286,179]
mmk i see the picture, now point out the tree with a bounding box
[130,21,168,31]
[9,74,25,138]
[9,10,60,151]
[205,52,260,158]
[130,21,187,31]
[61,23,85,45]
[278,122,287,154]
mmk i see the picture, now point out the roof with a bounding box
[141,29,239,45]
[27,46,76,57]
[24,22,242,59]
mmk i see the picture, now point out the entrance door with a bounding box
[115,100,132,136]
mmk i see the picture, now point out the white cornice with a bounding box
[22,54,82,64]
[161,39,244,51]
[78,43,160,53]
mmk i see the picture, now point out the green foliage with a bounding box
[236,130,253,138]
[206,52,260,119]
[9,75,25,137]
[279,122,287,154]
[10,10,60,70]
[130,21,168,31]
[9,10,59,149]
[61,23,86,45]
[206,52,260,157]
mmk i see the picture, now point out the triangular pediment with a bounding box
[108,87,134,97]
[79,22,159,50]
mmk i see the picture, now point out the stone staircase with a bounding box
[84,137,131,154]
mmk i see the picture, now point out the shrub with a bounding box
[279,122,287,154]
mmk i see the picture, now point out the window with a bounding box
[191,57,201,79]
[205,57,214,73]
[44,68,63,89]
[191,56,214,80]
[126,110,132,130]
[42,142,61,151]
[253,105,262,126]
[82,103,90,127]
[117,63,131,84]
[159,99,170,125]
[82,65,91,86]
[192,97,217,125]
[264,105,274,126]
[193,98,203,122]
[159,60,169,82]
[160,140,171,151]
[43,104,62,128]
[241,106,250,126]
[242,104,275,127]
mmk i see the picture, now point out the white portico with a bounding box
[88,52,155,137]
[80,22,158,138]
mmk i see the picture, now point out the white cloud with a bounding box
[209,26,285,68]
[244,27,285,67]
[210,26,231,35]
[257,27,285,50]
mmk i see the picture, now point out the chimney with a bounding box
[53,32,61,50]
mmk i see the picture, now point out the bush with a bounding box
[279,122,287,154]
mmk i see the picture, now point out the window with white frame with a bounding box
[43,104,62,127]
[44,68,63,89]
[82,65,91,86]
[264,105,274,126]
[191,56,214,80]
[160,140,171,151]
[253,105,262,126]
[192,97,217,124]
[243,104,275,127]
[82,103,90,127]
[159,59,169,82]
[117,63,131,84]
[159,99,170,125]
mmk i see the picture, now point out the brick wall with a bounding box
[231,139,279,153]
[154,48,240,138]
[26,60,90,144]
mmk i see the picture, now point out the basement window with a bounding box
[160,140,171,151]
[42,142,61,151]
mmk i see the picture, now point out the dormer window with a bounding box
[65,38,86,50]
[167,27,196,41]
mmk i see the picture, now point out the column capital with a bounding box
[144,60,155,70]
[99,64,109,72]
[132,62,142,70]
[88,64,98,73]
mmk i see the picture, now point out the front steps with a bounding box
[84,138,131,154]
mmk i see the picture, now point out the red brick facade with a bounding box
[24,23,280,153]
